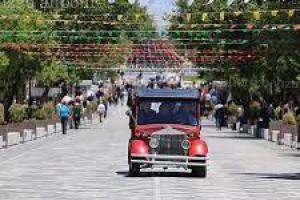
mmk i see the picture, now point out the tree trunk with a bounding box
[41,86,50,104]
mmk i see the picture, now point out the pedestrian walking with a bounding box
[59,101,71,135]
[68,101,74,129]
[73,97,82,129]
[97,100,106,123]
[215,104,224,131]
[119,85,125,106]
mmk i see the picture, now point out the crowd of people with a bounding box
[56,80,127,135]
[125,72,299,132]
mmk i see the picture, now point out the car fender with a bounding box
[129,139,149,156]
[189,138,208,157]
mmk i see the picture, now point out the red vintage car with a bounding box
[127,88,208,177]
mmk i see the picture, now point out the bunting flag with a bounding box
[202,13,208,21]
[271,10,279,17]
[186,13,192,23]
[0,9,298,26]
[135,14,140,21]
[234,11,242,17]
[220,12,225,21]
[253,11,261,20]
[288,9,295,17]
[117,15,123,21]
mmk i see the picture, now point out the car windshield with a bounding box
[137,100,198,126]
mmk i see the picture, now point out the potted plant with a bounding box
[8,104,27,123]
[282,112,297,146]
[296,115,300,148]
[248,100,261,136]
[228,103,241,131]
[35,108,47,120]
[268,106,282,141]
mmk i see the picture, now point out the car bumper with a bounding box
[131,154,208,167]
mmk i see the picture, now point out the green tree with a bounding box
[0,0,55,117]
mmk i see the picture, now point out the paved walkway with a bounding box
[0,104,299,200]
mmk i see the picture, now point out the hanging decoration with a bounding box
[253,10,261,20]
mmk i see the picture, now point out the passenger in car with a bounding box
[155,103,174,123]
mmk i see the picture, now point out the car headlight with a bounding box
[149,138,159,149]
[181,140,190,150]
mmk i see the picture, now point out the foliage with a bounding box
[0,0,56,111]
[296,115,300,129]
[36,62,68,87]
[170,0,300,105]
[35,102,55,120]
[274,106,281,120]
[228,103,240,117]
[42,102,55,119]
[0,103,4,124]
[0,0,154,111]
[8,103,27,122]
[86,101,98,114]
[51,0,154,68]
[249,100,261,120]
[0,52,9,66]
[35,108,47,120]
[283,112,296,125]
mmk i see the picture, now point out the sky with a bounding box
[138,0,176,30]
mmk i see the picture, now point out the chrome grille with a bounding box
[152,134,186,155]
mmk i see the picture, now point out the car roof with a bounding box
[136,88,200,100]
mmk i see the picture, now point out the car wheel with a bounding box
[192,166,207,178]
[129,163,140,177]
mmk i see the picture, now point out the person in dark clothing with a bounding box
[215,107,225,131]
[127,88,134,108]
[175,103,197,125]
[73,97,82,129]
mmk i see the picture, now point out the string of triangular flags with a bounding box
[0,8,298,23]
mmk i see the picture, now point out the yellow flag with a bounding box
[271,10,279,17]
[220,12,225,21]
[234,11,241,16]
[178,24,185,28]
[135,14,140,21]
[24,16,31,24]
[191,24,197,29]
[202,12,208,21]
[253,11,260,20]
[117,15,123,21]
[288,9,295,17]
[186,13,192,23]
[36,16,44,26]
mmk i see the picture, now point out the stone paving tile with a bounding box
[0,104,299,200]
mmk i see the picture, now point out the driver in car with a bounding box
[138,101,156,124]
[176,103,197,125]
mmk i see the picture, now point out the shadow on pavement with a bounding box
[280,153,300,158]
[115,170,202,178]
[205,135,256,140]
[238,173,300,180]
